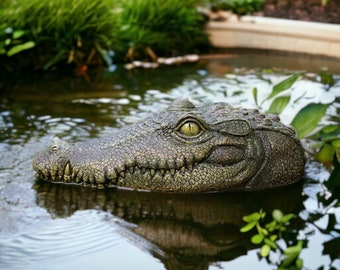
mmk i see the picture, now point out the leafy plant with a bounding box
[0,26,35,57]
[0,0,118,70]
[0,0,210,71]
[253,73,340,168]
[209,0,264,15]
[116,0,210,61]
[253,73,330,139]
[310,125,340,167]
[240,209,304,269]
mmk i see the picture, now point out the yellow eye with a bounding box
[178,121,202,137]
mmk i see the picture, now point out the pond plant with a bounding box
[0,0,209,72]
[241,73,340,270]
[240,209,304,269]
[208,0,264,14]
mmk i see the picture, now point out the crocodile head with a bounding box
[33,99,305,192]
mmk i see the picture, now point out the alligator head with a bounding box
[33,99,306,192]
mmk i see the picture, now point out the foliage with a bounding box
[0,26,35,57]
[0,0,119,70]
[310,125,340,167]
[0,0,210,71]
[209,0,264,15]
[253,74,330,139]
[240,209,304,269]
[116,0,209,61]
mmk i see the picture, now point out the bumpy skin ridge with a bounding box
[33,99,306,192]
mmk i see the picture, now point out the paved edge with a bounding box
[206,13,340,59]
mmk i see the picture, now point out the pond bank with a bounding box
[206,13,340,59]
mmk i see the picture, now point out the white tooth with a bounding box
[64,162,71,176]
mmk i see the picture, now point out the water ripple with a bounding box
[0,210,135,270]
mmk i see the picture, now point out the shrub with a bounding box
[0,0,210,71]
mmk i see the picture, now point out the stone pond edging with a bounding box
[205,12,340,59]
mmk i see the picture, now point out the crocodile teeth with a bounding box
[150,169,155,177]
[64,162,71,176]
[160,169,166,176]
[170,169,175,176]
[128,167,134,174]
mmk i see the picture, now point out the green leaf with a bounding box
[314,143,335,165]
[266,220,277,232]
[260,244,271,257]
[268,96,291,114]
[7,41,35,56]
[264,238,278,249]
[251,234,264,244]
[284,241,303,255]
[331,139,340,147]
[281,254,298,267]
[256,223,269,236]
[291,103,329,139]
[267,74,300,100]
[270,234,278,242]
[319,70,335,86]
[252,87,258,107]
[243,212,261,222]
[281,213,296,223]
[240,221,257,233]
[336,148,340,163]
[12,30,26,39]
[295,258,303,269]
[272,209,284,222]
[43,50,67,70]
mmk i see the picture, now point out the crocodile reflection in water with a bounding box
[35,181,304,270]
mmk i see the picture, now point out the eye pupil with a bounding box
[179,121,202,137]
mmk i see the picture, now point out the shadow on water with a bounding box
[34,181,304,270]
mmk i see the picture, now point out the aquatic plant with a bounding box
[116,0,210,61]
[0,0,118,70]
[0,0,210,71]
[209,0,264,14]
[240,209,304,269]
[253,73,340,167]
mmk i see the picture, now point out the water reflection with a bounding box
[34,182,304,270]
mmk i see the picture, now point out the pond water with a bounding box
[0,51,339,270]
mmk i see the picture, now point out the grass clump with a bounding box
[1,0,118,71]
[209,0,264,15]
[0,0,210,72]
[116,0,209,61]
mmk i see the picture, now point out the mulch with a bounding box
[258,0,340,24]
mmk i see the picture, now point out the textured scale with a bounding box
[32,99,306,192]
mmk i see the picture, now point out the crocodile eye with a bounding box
[178,121,202,137]
[50,144,59,152]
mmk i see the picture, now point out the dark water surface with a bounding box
[1,52,339,270]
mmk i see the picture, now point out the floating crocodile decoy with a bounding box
[33,99,306,192]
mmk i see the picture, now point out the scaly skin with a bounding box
[32,99,306,192]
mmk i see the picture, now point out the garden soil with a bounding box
[259,0,340,24]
